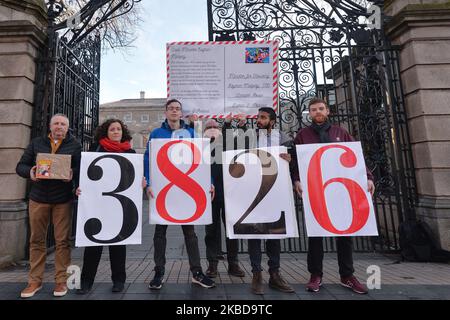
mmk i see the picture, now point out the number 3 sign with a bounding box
[76,152,143,247]
[149,138,212,225]
[296,142,378,237]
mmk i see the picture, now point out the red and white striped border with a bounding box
[167,40,280,119]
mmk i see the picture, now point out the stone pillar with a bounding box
[385,0,450,251]
[0,0,47,264]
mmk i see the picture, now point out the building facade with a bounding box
[99,93,166,153]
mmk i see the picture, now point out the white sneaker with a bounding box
[20,283,43,298]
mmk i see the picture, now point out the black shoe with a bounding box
[216,254,225,260]
[112,282,124,293]
[76,284,92,295]
[206,262,218,278]
[192,271,215,288]
[228,263,245,277]
[149,272,164,290]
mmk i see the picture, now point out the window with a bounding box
[157,113,166,122]
[141,114,149,123]
[124,113,132,122]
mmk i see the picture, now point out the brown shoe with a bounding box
[269,271,295,293]
[251,271,264,295]
[20,282,42,298]
[206,262,218,278]
[53,283,68,297]
[228,263,245,277]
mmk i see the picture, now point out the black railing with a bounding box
[208,0,418,253]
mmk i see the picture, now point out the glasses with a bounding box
[167,107,181,111]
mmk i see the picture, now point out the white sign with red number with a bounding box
[167,40,279,118]
[149,138,212,225]
[296,142,378,237]
[223,146,299,239]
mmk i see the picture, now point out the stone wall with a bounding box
[0,0,47,263]
[386,0,450,250]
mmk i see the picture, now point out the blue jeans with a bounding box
[248,239,280,273]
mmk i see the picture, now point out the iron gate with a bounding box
[31,2,102,250]
[29,0,140,254]
[207,0,417,253]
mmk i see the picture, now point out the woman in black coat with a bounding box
[76,119,145,294]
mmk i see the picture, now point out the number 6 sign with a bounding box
[149,138,212,225]
[296,142,378,237]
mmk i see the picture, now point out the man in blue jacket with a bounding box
[144,99,215,289]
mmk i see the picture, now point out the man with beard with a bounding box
[245,107,295,295]
[292,97,375,294]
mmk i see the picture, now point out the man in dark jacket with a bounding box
[202,118,246,279]
[292,98,375,295]
[242,107,295,295]
[16,114,82,298]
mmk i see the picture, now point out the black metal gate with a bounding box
[33,9,101,149]
[208,0,417,253]
[31,1,102,250]
[29,0,140,253]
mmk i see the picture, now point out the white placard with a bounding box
[167,40,278,117]
[296,142,378,237]
[149,138,212,225]
[223,146,299,239]
[76,152,143,247]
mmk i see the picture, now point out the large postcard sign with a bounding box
[296,142,378,237]
[223,146,299,239]
[150,138,212,225]
[166,40,279,118]
[76,152,143,247]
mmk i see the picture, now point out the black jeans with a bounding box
[153,224,202,275]
[248,239,281,273]
[307,237,354,278]
[205,199,239,264]
[80,245,126,286]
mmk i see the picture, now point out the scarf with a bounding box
[48,133,63,154]
[99,138,131,152]
[311,121,331,143]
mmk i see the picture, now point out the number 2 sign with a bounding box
[149,138,212,225]
[296,142,378,237]
[76,152,143,247]
[223,146,299,239]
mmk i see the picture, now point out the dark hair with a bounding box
[94,118,132,143]
[258,107,277,121]
[308,97,328,110]
[166,99,182,110]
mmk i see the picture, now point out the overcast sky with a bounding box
[99,0,208,104]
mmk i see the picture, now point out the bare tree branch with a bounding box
[47,0,143,52]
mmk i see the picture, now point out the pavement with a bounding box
[1,202,449,301]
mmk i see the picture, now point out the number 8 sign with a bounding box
[149,138,212,225]
[296,142,378,237]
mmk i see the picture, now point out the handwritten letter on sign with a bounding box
[76,152,143,247]
[296,142,378,237]
[223,146,299,239]
[150,138,212,225]
[167,40,279,118]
